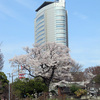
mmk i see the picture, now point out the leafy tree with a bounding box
[0,72,9,99]
[12,78,27,98]
[12,78,47,99]
[0,72,9,89]
[34,77,48,93]
[93,74,100,84]
[10,43,74,90]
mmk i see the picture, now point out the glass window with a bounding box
[36,25,44,32]
[56,10,65,15]
[36,37,45,43]
[56,37,65,41]
[36,21,44,28]
[56,20,65,23]
[56,41,66,45]
[56,24,65,28]
[36,33,45,40]
[56,33,65,34]
[56,33,65,37]
[36,29,44,36]
[36,15,44,23]
[56,16,65,20]
[56,30,66,33]
[39,41,45,46]
[56,28,65,30]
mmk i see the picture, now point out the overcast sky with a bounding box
[0,0,100,78]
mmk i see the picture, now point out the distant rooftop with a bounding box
[36,1,53,12]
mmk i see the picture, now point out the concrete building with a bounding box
[34,0,68,46]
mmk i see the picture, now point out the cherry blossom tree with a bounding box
[9,43,74,88]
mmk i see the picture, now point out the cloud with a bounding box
[1,41,33,57]
[0,3,20,20]
[0,12,6,20]
[88,60,100,64]
[80,59,100,68]
[73,12,88,20]
[15,0,36,10]
[70,44,100,69]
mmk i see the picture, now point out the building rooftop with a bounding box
[36,1,53,12]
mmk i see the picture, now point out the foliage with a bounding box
[50,90,57,96]
[0,72,9,99]
[93,74,100,84]
[70,84,80,93]
[74,89,87,97]
[12,78,47,99]
[47,99,57,100]
[0,72,9,88]
[10,43,74,88]
[12,78,26,98]
[34,78,48,93]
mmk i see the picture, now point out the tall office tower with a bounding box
[34,0,68,46]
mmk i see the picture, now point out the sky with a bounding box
[0,0,100,79]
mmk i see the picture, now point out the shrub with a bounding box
[70,84,80,93]
[50,90,57,96]
[74,89,87,97]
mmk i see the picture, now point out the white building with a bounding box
[34,0,68,46]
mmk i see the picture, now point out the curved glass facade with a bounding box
[35,0,68,46]
[36,15,44,23]
[55,7,67,45]
[35,14,45,44]
[36,25,44,32]
[36,21,44,28]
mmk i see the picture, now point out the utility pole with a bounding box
[11,73,13,100]
[18,65,19,78]
[12,73,13,83]
[7,72,18,100]
[7,73,11,100]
